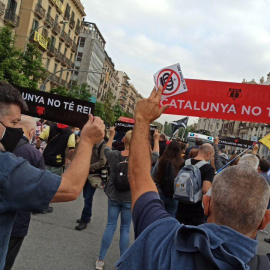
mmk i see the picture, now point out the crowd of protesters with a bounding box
[0,81,270,270]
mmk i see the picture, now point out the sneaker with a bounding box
[95,260,104,270]
[76,219,81,223]
[75,222,87,231]
[264,238,270,244]
[40,206,53,214]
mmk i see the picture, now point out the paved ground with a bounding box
[13,189,270,270]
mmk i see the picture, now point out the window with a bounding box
[60,68,63,78]
[66,72,69,81]
[7,0,17,16]
[68,29,71,38]
[62,23,66,31]
[31,19,39,31]
[79,37,86,47]
[42,28,48,38]
[70,53,73,61]
[64,48,67,57]
[64,4,70,20]
[51,36,56,46]
[45,58,50,70]
[53,64,58,73]
[47,6,51,16]
[58,42,62,52]
[55,14,59,23]
[71,11,75,21]
[76,52,83,61]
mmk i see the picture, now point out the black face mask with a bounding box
[0,121,24,152]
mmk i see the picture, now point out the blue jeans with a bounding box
[99,199,132,260]
[81,181,96,223]
[159,193,178,218]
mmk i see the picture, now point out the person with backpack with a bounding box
[95,127,132,270]
[151,141,184,217]
[115,87,270,270]
[175,143,215,226]
[75,136,107,231]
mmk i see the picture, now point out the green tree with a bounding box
[103,89,117,125]
[152,121,163,132]
[0,26,46,89]
[51,83,92,101]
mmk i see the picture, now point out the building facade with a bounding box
[116,71,142,116]
[71,21,105,101]
[14,0,85,91]
[0,0,21,28]
[197,73,270,157]
[98,50,119,102]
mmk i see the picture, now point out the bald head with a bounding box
[197,143,214,162]
[20,115,36,141]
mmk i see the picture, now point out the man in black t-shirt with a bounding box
[176,143,215,226]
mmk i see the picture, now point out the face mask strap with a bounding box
[0,121,6,140]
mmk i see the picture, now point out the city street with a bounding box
[13,188,269,270]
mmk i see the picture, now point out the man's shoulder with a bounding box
[0,151,25,176]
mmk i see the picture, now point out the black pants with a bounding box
[4,237,25,270]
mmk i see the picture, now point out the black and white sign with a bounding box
[153,63,188,99]
[17,86,95,128]
[114,121,157,135]
[219,136,254,148]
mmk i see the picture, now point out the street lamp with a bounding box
[41,68,107,92]
[23,20,69,57]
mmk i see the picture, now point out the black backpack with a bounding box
[114,153,130,192]
[158,161,175,197]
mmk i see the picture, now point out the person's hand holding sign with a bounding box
[214,137,219,145]
[109,126,116,138]
[80,115,105,146]
[135,86,170,124]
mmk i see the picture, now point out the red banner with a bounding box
[161,79,270,124]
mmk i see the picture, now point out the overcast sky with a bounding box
[83,0,270,125]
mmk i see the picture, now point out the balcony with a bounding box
[44,14,54,28]
[75,24,81,35]
[0,1,5,16]
[119,96,127,101]
[49,0,64,14]
[34,3,46,19]
[61,78,67,87]
[71,41,77,52]
[59,31,67,42]
[4,11,20,28]
[129,95,136,102]
[47,45,57,57]
[120,89,128,95]
[66,36,72,47]
[67,59,74,69]
[62,56,69,67]
[69,18,75,29]
[52,23,61,35]
[128,103,134,110]
[55,51,63,62]
[50,75,61,86]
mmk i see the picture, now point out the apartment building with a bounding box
[98,50,119,102]
[197,72,270,157]
[71,21,106,102]
[15,0,85,91]
[116,71,142,116]
[0,0,21,28]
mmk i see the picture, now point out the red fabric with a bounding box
[161,78,270,124]
[57,123,69,129]
[118,117,135,124]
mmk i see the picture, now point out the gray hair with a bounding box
[212,165,270,235]
[20,115,36,133]
[239,154,259,170]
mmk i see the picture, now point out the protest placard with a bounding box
[218,136,254,148]
[157,77,270,124]
[17,86,95,128]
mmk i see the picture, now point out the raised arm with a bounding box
[129,87,169,209]
[152,129,160,153]
[52,115,105,202]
